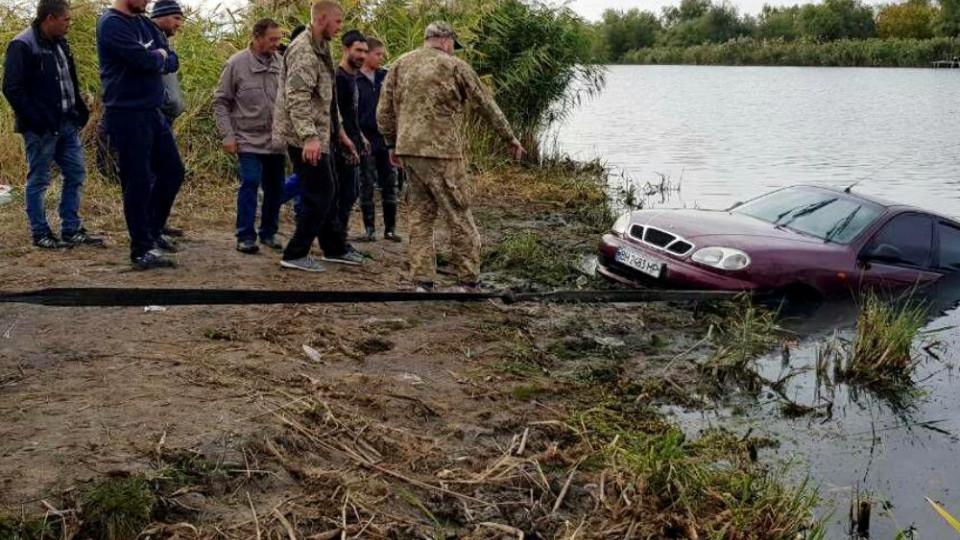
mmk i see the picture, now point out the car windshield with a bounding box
[733,187,883,244]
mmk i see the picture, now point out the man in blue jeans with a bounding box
[2,0,104,249]
[97,0,185,269]
[213,18,286,254]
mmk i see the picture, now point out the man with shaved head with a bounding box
[272,1,348,273]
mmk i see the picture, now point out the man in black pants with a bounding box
[356,36,400,243]
[97,0,184,269]
[272,1,344,273]
[324,29,367,264]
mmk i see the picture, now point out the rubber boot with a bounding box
[383,202,398,235]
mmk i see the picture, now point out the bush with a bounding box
[0,0,601,187]
[623,35,960,66]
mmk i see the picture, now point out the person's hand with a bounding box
[302,138,321,166]
[223,140,238,154]
[362,136,371,155]
[508,138,526,161]
[389,149,403,169]
[342,138,360,165]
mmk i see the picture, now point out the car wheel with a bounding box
[769,284,823,317]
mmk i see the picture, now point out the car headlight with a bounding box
[691,247,751,271]
[611,213,631,235]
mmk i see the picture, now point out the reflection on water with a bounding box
[555,65,960,539]
[664,290,960,540]
[555,65,960,219]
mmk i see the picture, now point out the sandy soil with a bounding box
[0,169,710,538]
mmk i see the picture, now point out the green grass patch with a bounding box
[575,400,821,539]
[0,516,62,540]
[81,476,155,540]
[493,360,541,378]
[512,384,553,400]
[839,292,931,386]
[484,231,580,286]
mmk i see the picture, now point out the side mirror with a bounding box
[861,243,904,264]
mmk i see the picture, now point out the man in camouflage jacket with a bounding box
[272,0,349,273]
[377,22,525,292]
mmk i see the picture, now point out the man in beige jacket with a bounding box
[213,18,285,254]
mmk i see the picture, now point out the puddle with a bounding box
[663,281,960,539]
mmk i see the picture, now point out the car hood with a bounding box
[629,209,827,248]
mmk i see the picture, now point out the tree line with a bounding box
[594,0,960,63]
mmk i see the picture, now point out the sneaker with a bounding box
[459,282,484,293]
[357,227,377,242]
[64,228,106,247]
[260,235,284,251]
[415,281,435,293]
[162,225,184,237]
[33,233,70,249]
[349,246,373,259]
[384,231,403,243]
[155,235,179,253]
[237,238,259,254]
[132,250,176,270]
[280,256,325,273]
[322,251,365,266]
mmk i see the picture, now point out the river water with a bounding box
[555,65,960,539]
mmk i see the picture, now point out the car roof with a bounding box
[795,185,960,224]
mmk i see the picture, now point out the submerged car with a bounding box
[597,185,960,300]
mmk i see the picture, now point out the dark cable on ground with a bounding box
[0,287,740,307]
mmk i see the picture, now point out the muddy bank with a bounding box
[0,162,820,539]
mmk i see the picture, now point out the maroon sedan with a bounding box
[597,185,960,299]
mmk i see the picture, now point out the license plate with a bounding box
[615,247,664,278]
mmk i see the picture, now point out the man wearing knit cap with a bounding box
[150,0,185,124]
[149,0,186,242]
[377,21,525,293]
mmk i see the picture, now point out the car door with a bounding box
[856,213,943,291]
[936,221,960,273]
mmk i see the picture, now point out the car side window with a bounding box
[863,214,934,268]
[939,223,960,271]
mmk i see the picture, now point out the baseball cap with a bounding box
[424,22,464,50]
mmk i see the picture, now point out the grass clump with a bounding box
[575,401,822,539]
[839,293,930,386]
[484,231,579,286]
[81,476,155,540]
[0,516,63,540]
[701,300,782,391]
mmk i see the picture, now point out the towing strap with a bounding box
[0,287,740,307]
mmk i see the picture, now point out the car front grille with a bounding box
[628,224,695,257]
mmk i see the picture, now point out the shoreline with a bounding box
[0,160,823,539]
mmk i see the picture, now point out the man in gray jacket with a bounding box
[213,18,285,254]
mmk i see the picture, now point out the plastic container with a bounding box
[0,185,11,207]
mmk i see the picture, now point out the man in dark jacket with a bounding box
[2,0,104,249]
[356,36,400,243]
[323,29,366,265]
[97,0,185,269]
[149,0,187,241]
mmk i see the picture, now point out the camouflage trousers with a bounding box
[402,156,480,285]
